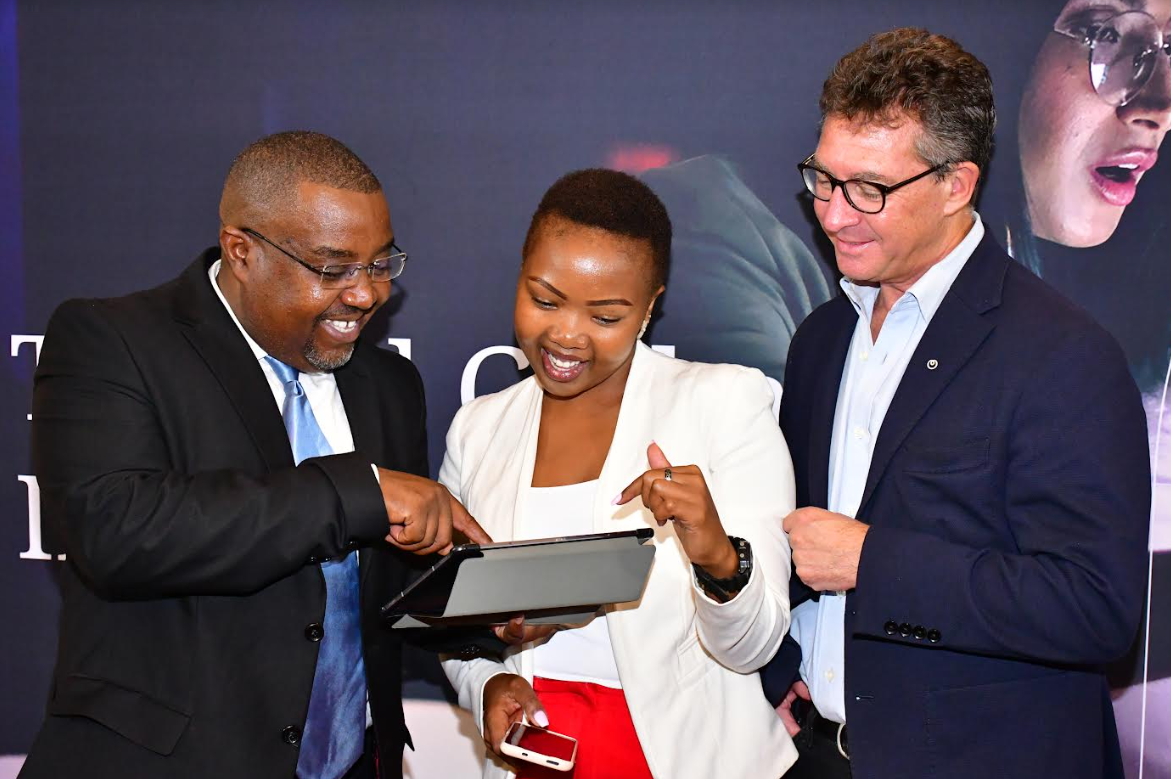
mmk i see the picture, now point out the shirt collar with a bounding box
[209,259,270,364]
[839,212,984,326]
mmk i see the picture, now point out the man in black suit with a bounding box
[20,131,491,779]
[766,29,1151,779]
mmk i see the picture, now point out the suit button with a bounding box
[899,622,912,637]
[307,556,319,565]
[305,623,324,642]
[883,620,898,636]
[927,629,942,644]
[281,725,301,746]
[913,625,927,640]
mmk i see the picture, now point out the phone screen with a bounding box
[507,723,577,761]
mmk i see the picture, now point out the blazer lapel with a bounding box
[808,300,856,509]
[335,352,385,587]
[464,377,542,545]
[334,352,381,463]
[596,343,657,526]
[173,252,293,472]
[856,237,1008,516]
[510,388,543,540]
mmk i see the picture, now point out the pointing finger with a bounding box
[452,497,492,545]
[614,473,646,506]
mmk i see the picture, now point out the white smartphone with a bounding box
[500,721,578,772]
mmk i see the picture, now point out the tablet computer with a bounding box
[381,527,655,629]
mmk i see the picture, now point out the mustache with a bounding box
[315,305,368,321]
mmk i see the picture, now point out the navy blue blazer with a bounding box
[768,235,1151,779]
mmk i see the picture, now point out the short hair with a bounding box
[522,168,672,289]
[220,130,381,223]
[820,28,995,186]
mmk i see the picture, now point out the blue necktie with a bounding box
[265,357,366,779]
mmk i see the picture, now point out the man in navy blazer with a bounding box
[767,29,1151,779]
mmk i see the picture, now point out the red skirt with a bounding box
[515,677,654,779]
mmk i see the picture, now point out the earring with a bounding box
[638,318,650,339]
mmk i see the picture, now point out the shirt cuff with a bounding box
[370,463,380,485]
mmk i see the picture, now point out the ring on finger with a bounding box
[664,468,672,482]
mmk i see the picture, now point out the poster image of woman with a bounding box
[1018,0,1171,253]
[1001,2,1171,775]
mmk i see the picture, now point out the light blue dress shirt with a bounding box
[787,215,985,724]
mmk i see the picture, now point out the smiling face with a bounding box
[1019,0,1171,247]
[225,180,394,372]
[811,114,977,292]
[515,216,662,402]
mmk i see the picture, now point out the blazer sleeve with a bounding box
[437,402,512,733]
[777,320,823,612]
[853,327,1151,665]
[691,367,795,673]
[30,299,390,600]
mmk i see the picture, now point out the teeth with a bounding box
[547,352,582,370]
[1098,165,1135,183]
[1118,163,1139,170]
[327,320,357,332]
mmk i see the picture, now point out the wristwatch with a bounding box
[692,536,753,603]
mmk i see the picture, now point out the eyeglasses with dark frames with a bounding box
[1053,7,1171,107]
[797,155,948,214]
[242,227,407,289]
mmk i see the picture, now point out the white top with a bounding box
[788,214,985,724]
[520,480,622,689]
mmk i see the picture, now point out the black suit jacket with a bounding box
[21,250,433,779]
[765,235,1151,778]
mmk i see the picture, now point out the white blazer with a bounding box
[440,343,798,779]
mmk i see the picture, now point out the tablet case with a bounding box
[382,528,656,628]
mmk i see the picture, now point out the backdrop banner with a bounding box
[2,2,1167,777]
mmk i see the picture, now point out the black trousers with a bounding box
[786,712,852,779]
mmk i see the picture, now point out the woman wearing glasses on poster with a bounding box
[438,168,797,779]
[1015,0,1171,259]
[984,1,1171,773]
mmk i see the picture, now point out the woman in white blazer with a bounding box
[440,169,798,779]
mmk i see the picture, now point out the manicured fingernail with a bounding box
[611,493,623,505]
[534,710,550,728]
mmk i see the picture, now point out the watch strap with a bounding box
[692,536,753,603]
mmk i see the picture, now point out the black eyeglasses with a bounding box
[797,155,948,214]
[1054,8,1171,107]
[242,227,407,289]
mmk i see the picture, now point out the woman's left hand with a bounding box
[492,615,560,646]
[615,443,738,578]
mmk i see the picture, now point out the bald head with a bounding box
[220,131,382,227]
